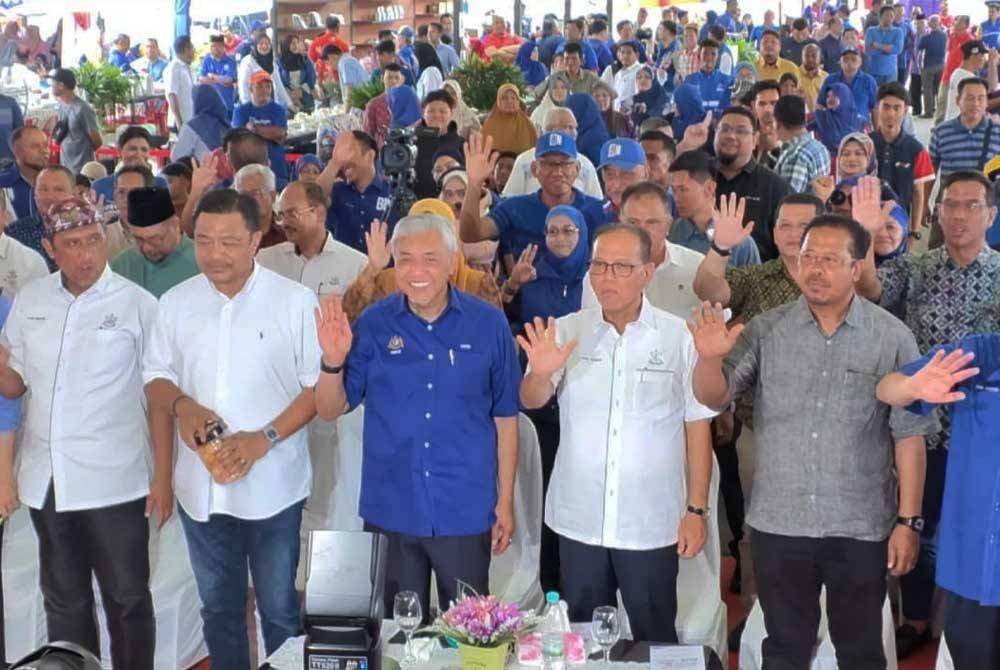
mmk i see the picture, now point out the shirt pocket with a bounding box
[447,349,492,400]
[633,367,681,419]
[840,368,880,423]
[87,328,137,382]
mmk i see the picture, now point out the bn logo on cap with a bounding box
[608,142,623,157]
[549,133,562,145]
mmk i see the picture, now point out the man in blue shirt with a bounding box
[559,18,599,72]
[428,22,460,75]
[819,16,845,74]
[819,48,879,122]
[684,40,733,114]
[199,35,238,113]
[865,6,903,84]
[396,27,420,76]
[918,15,947,118]
[878,335,1000,669]
[0,93,22,164]
[983,1,1000,48]
[232,71,289,188]
[313,213,521,618]
[750,10,777,46]
[459,132,608,264]
[370,40,416,88]
[91,126,168,204]
[108,34,135,73]
[0,126,44,220]
[587,20,616,73]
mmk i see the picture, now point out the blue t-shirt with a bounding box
[231,101,289,182]
[92,174,169,206]
[0,95,22,163]
[684,70,733,112]
[108,49,134,73]
[199,54,239,111]
[490,189,607,262]
[588,38,615,72]
[326,173,395,253]
[0,296,20,432]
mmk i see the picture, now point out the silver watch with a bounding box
[263,424,281,445]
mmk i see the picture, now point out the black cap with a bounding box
[962,40,987,58]
[127,187,175,227]
[46,68,76,90]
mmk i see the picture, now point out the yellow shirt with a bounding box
[798,67,828,110]
[756,57,799,82]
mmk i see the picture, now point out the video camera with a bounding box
[379,127,419,222]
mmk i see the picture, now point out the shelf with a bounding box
[352,18,412,24]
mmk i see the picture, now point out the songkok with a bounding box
[127,187,175,227]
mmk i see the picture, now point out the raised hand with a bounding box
[463,132,498,185]
[812,175,835,203]
[904,349,979,405]
[190,153,221,195]
[687,302,743,360]
[851,175,884,233]
[680,111,713,151]
[331,131,357,169]
[508,244,538,289]
[364,219,392,273]
[315,294,354,367]
[516,316,577,378]
[713,193,754,252]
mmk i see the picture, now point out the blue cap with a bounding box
[840,46,860,56]
[399,26,415,39]
[250,19,270,32]
[598,138,645,170]
[536,132,577,158]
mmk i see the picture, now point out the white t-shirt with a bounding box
[163,58,195,127]
[501,148,604,199]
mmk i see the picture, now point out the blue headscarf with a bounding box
[814,82,862,154]
[515,41,549,87]
[519,205,590,322]
[294,154,324,180]
[565,93,611,169]
[388,86,422,128]
[876,204,910,266]
[186,84,230,151]
[631,65,668,125]
[671,83,706,141]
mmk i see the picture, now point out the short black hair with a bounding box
[563,41,583,57]
[383,62,403,73]
[792,17,808,30]
[843,26,859,36]
[779,72,799,87]
[116,164,155,187]
[350,130,378,156]
[417,24,429,38]
[589,19,608,35]
[288,180,332,209]
[957,76,990,97]
[942,170,997,206]
[376,39,396,54]
[321,44,343,59]
[751,79,782,102]
[760,29,781,41]
[440,12,453,20]
[174,35,193,53]
[698,38,720,50]
[877,81,911,105]
[422,89,455,109]
[209,34,224,44]
[802,214,871,259]
[568,17,585,32]
[667,150,717,182]
[161,162,193,180]
[224,128,269,171]
[879,5,895,15]
[592,223,653,263]
[708,24,726,41]
[639,129,677,157]
[75,174,92,189]
[117,125,151,149]
[430,22,444,32]
[663,20,678,35]
[326,15,341,30]
[719,105,758,131]
[11,124,44,145]
[616,41,638,54]
[774,95,807,128]
[616,19,632,32]
[621,181,671,210]
[193,189,261,233]
[778,193,826,217]
[961,40,986,59]
[496,151,518,162]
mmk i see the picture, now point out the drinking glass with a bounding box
[591,606,620,667]
[394,591,422,667]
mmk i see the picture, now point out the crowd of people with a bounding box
[0,1,998,669]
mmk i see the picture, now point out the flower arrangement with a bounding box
[430,594,535,648]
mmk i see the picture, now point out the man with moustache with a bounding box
[0,126,50,220]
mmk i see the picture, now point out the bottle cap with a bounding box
[545,591,560,604]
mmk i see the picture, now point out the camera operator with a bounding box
[315,130,396,254]
[411,90,464,199]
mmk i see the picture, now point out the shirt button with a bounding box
[424,442,430,449]
[427,325,433,331]
[811,432,818,439]
[821,371,828,377]
[826,340,831,346]
[425,471,430,478]
[427,383,433,390]
[428,353,434,360]
[425,412,431,419]
[817,401,823,408]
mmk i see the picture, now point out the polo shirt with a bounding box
[667,217,761,267]
[232,101,289,182]
[819,71,879,120]
[919,29,947,68]
[903,334,1000,605]
[870,130,935,210]
[326,173,395,253]
[930,118,1000,176]
[683,69,733,113]
[0,95,22,163]
[0,163,34,219]
[715,160,792,262]
[110,235,199,298]
[756,57,800,83]
[199,54,238,110]
[982,19,1000,50]
[344,286,521,537]
[490,188,607,262]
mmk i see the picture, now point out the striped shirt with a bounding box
[773,131,832,193]
[929,117,1000,176]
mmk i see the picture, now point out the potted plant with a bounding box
[450,55,526,112]
[347,78,383,112]
[427,593,535,670]
[73,61,135,129]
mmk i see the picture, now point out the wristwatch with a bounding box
[710,240,732,257]
[896,516,925,532]
[320,358,344,374]
[263,424,281,446]
[686,505,709,518]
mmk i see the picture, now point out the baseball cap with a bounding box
[988,0,1000,8]
[535,132,577,159]
[398,26,415,39]
[46,68,76,89]
[43,197,103,238]
[250,70,272,86]
[840,46,860,56]
[598,138,645,171]
[962,40,987,58]
[250,19,270,32]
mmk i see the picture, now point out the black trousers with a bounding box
[751,528,888,670]
[713,416,745,552]
[558,534,679,643]
[365,522,491,622]
[943,589,1000,669]
[525,402,561,593]
[29,485,154,669]
[0,521,5,663]
[910,72,923,115]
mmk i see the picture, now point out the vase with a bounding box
[457,642,509,670]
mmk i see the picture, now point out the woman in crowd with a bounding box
[516,40,549,90]
[238,33,293,108]
[388,85,421,128]
[671,83,707,143]
[413,90,464,198]
[592,80,633,138]
[294,154,324,183]
[813,82,862,154]
[171,84,231,162]
[439,167,499,274]
[565,93,611,171]
[530,73,569,134]
[431,145,463,185]
[481,83,538,155]
[732,62,757,103]
[631,64,669,129]
[278,34,316,113]
[873,203,911,266]
[442,79,481,137]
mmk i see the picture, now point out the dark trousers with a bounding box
[526,402,561,593]
[29,485,154,670]
[713,415,745,555]
[365,523,491,621]
[898,68,908,85]
[943,589,1000,669]
[922,65,943,115]
[751,528,888,670]
[0,522,5,663]
[910,72,923,115]
[900,447,947,620]
[179,501,304,669]
[558,534,679,643]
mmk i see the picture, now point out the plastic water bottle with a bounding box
[540,591,565,670]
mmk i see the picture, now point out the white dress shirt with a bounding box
[537,300,716,550]
[0,233,49,296]
[501,148,604,199]
[3,266,156,511]
[163,58,195,127]
[602,62,642,111]
[142,264,322,522]
[256,233,368,297]
[581,242,704,319]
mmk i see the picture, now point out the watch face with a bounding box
[913,518,925,532]
[265,427,279,442]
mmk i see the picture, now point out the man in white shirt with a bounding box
[602,40,643,111]
[0,189,48,296]
[143,189,323,668]
[502,108,604,199]
[163,35,196,129]
[583,182,704,319]
[0,197,160,669]
[944,40,988,122]
[519,223,716,642]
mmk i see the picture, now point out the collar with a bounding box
[792,293,865,329]
[294,231,331,257]
[944,244,997,268]
[391,284,464,318]
[590,295,657,334]
[211,261,261,301]
[61,263,114,297]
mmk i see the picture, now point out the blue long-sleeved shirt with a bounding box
[864,26,903,77]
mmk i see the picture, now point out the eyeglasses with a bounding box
[799,251,854,269]
[546,225,579,237]
[717,124,754,137]
[588,260,642,277]
[275,206,316,223]
[938,200,988,215]
[536,160,577,173]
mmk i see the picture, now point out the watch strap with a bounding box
[263,424,281,445]
[321,359,344,374]
[686,505,709,517]
[710,240,732,257]
[896,516,925,532]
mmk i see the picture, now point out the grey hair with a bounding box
[233,163,276,193]
[544,106,576,131]
[390,214,458,255]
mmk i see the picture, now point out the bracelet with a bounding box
[171,394,190,418]
[321,358,344,374]
[710,240,732,257]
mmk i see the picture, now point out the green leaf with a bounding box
[347,77,385,112]
[450,55,526,112]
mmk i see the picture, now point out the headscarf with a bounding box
[835,131,877,181]
[279,35,307,73]
[876,203,910,266]
[566,93,611,169]
[416,66,444,100]
[294,154,324,179]
[481,83,538,155]
[732,62,757,101]
[530,72,568,132]
[438,169,499,270]
[671,83,706,142]
[520,205,589,322]
[733,61,757,81]
[414,40,443,74]
[186,85,231,151]
[407,198,486,291]
[388,86,422,128]
[442,79,481,136]
[814,82,862,154]
[631,65,668,125]
[515,41,549,87]
[592,80,632,138]
[252,37,274,74]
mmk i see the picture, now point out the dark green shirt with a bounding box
[111,236,199,298]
